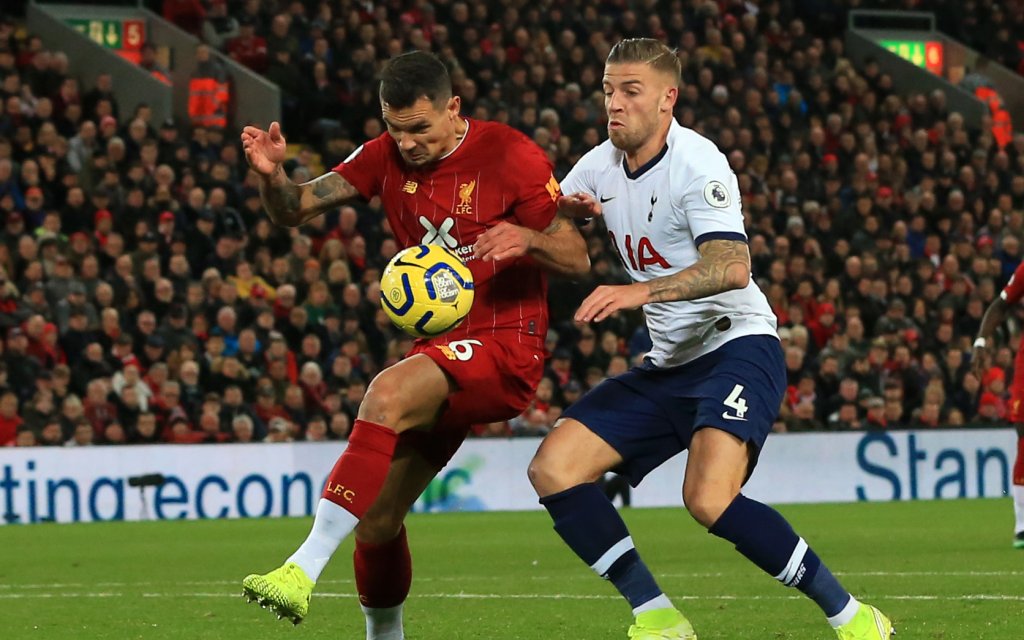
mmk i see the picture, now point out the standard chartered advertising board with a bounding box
[0,429,1015,524]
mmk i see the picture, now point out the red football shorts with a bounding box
[400,331,545,468]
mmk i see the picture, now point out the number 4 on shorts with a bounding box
[722,384,748,421]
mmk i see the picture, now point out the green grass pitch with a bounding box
[1,499,1021,639]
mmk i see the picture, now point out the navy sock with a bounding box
[541,484,663,610]
[709,494,851,617]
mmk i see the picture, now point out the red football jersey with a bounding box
[1001,261,1024,414]
[334,119,559,345]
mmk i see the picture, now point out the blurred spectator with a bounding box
[0,0,1018,452]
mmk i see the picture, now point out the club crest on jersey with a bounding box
[704,180,731,208]
[456,180,476,215]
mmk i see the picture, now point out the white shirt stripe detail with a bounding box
[590,536,635,577]
[774,537,808,586]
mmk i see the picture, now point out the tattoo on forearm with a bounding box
[261,171,358,227]
[260,171,302,225]
[542,215,565,235]
[646,239,750,303]
[531,212,589,276]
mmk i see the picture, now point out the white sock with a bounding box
[362,603,404,640]
[827,596,860,628]
[1013,485,1024,534]
[632,593,674,616]
[286,498,358,582]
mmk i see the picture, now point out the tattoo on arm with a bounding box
[542,213,565,235]
[646,239,750,303]
[261,170,360,227]
[529,211,590,276]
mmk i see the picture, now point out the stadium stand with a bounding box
[0,0,1021,446]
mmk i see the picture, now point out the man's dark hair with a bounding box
[379,51,452,109]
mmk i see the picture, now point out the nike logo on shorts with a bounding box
[721,412,748,422]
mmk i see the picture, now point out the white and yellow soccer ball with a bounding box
[380,244,475,338]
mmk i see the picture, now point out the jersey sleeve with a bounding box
[679,141,746,248]
[1001,262,1024,304]
[508,138,559,232]
[559,151,597,198]
[331,134,390,200]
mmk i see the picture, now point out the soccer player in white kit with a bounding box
[528,39,894,640]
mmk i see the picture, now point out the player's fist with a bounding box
[474,221,537,263]
[558,193,602,220]
[241,121,287,177]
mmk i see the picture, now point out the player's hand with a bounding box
[558,193,602,220]
[241,121,287,177]
[575,283,650,323]
[474,221,537,262]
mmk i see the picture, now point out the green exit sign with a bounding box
[879,39,944,75]
[65,18,145,51]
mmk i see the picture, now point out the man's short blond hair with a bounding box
[606,38,682,85]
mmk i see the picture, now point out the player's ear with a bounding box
[446,96,461,121]
[662,85,678,113]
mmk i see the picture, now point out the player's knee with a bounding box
[527,450,572,497]
[359,373,407,427]
[355,512,403,545]
[683,485,735,529]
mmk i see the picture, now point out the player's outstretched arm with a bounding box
[645,239,751,303]
[242,122,360,227]
[972,297,1008,377]
[574,239,749,324]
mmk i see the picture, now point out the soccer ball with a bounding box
[380,244,475,338]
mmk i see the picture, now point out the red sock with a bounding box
[322,420,398,517]
[1014,436,1024,486]
[354,525,413,608]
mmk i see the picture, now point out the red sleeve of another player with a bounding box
[508,138,558,232]
[332,135,390,200]
[1002,263,1024,305]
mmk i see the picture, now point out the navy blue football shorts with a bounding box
[562,334,786,487]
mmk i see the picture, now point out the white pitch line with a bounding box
[0,592,1016,603]
[0,592,123,599]
[2,569,1020,591]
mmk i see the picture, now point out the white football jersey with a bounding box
[561,120,777,368]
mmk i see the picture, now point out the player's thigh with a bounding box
[529,417,624,496]
[360,353,455,430]
[356,439,444,544]
[553,372,685,490]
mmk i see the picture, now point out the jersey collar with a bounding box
[622,142,669,180]
[439,118,471,161]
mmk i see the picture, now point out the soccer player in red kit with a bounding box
[239,51,589,636]
[974,262,1024,549]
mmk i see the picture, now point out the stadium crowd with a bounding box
[0,0,1021,447]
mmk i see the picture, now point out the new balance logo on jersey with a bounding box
[608,230,671,272]
[419,216,475,260]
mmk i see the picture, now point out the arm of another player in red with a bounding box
[974,262,1024,375]
[475,138,589,276]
